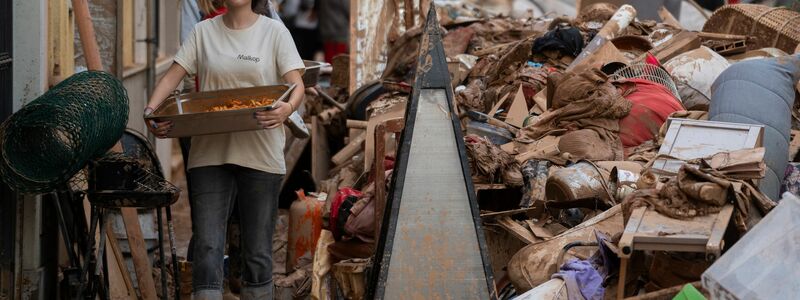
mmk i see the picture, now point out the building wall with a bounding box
[11,1,49,298]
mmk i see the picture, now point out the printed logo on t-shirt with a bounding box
[237,54,261,63]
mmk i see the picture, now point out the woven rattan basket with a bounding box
[702,4,800,54]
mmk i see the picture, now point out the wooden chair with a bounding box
[372,117,404,240]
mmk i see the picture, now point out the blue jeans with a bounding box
[189,165,282,299]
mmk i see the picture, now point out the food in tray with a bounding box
[207,97,276,112]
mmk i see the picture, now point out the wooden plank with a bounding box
[346,119,368,129]
[697,32,748,41]
[658,6,682,29]
[497,217,538,244]
[524,220,553,239]
[107,224,137,299]
[479,207,538,218]
[120,208,158,300]
[48,0,75,85]
[122,0,134,67]
[706,204,734,256]
[311,116,331,185]
[332,131,366,165]
[619,206,645,258]
[651,31,701,62]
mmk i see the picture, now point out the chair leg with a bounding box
[617,257,628,300]
[96,210,110,300]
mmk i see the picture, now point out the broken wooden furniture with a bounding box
[652,119,764,174]
[372,117,404,242]
[616,205,734,299]
[368,5,496,299]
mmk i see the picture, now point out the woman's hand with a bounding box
[143,62,186,139]
[255,101,293,129]
[144,108,173,138]
[146,118,173,139]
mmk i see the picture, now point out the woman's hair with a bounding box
[198,0,274,17]
[198,0,225,16]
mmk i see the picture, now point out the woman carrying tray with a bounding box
[144,0,305,298]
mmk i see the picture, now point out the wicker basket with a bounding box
[703,4,800,54]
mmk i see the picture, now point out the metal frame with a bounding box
[368,4,496,299]
[0,0,14,297]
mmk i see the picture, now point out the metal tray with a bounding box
[302,60,329,87]
[145,84,295,137]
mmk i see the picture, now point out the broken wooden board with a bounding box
[651,31,702,62]
[364,103,406,172]
[653,118,764,174]
[658,6,682,29]
[369,5,496,299]
[497,217,538,244]
[120,208,158,300]
[332,131,366,165]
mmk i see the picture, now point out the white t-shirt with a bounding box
[174,15,304,174]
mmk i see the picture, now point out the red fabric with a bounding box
[204,7,227,20]
[644,52,662,67]
[323,42,348,63]
[618,78,683,149]
[329,188,362,239]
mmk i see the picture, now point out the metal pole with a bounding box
[166,206,181,300]
[51,192,79,268]
[145,0,160,143]
[157,208,168,299]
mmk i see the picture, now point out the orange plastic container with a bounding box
[288,190,325,270]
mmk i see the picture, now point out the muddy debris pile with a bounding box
[289,3,800,300]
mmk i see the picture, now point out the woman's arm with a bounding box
[144,62,188,137]
[147,63,188,110]
[255,69,305,129]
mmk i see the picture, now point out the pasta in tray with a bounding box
[207,97,275,112]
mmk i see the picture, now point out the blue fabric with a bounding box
[189,165,282,299]
[709,54,800,201]
[180,0,202,43]
[551,259,605,300]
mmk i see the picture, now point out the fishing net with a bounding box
[0,71,129,193]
